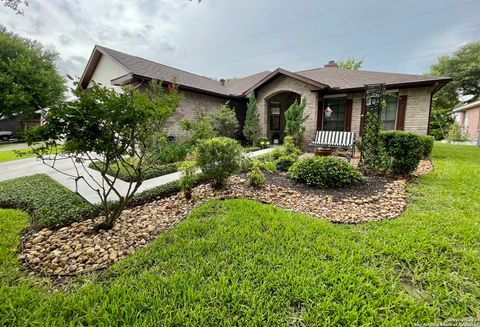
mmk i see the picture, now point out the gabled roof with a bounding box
[242,68,330,95]
[80,45,451,97]
[452,99,480,113]
[296,66,451,91]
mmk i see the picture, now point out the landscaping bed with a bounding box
[19,160,432,276]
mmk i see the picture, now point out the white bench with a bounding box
[309,131,356,159]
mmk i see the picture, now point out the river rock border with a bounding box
[19,160,433,276]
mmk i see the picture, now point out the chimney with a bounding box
[324,60,338,68]
[220,78,225,86]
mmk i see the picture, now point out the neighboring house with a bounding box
[0,114,40,135]
[452,99,480,141]
[80,45,451,144]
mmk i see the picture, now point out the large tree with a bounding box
[338,57,363,70]
[429,42,480,139]
[0,25,65,117]
[1,0,28,14]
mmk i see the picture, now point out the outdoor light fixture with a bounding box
[365,83,386,107]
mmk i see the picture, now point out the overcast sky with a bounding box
[1,0,479,81]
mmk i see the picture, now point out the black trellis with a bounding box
[359,83,386,174]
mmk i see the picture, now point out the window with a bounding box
[382,94,398,130]
[270,102,281,131]
[323,97,346,131]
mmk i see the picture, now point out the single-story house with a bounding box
[79,45,451,144]
[452,99,480,141]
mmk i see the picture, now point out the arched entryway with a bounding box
[266,91,300,144]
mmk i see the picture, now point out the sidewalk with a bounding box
[0,148,274,204]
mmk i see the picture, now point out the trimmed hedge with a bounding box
[289,157,363,188]
[379,131,423,175]
[0,174,97,229]
[421,135,435,157]
[89,161,179,182]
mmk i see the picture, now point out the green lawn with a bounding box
[0,148,34,162]
[0,143,479,325]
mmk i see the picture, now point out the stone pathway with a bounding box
[0,148,275,205]
[19,160,433,277]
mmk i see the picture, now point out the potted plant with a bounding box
[314,147,334,156]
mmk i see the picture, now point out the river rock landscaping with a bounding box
[19,159,433,277]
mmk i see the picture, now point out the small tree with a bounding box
[284,97,308,148]
[179,160,197,200]
[26,80,180,231]
[210,104,239,137]
[243,92,261,145]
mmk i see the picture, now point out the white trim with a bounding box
[452,99,480,113]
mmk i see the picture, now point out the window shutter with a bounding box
[396,95,407,130]
[359,98,366,136]
[345,99,353,132]
[317,100,323,131]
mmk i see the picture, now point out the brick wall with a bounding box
[164,89,227,141]
[399,86,434,135]
[342,86,434,136]
[256,75,318,144]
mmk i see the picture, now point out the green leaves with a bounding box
[284,97,308,148]
[210,104,239,137]
[243,92,261,145]
[0,27,65,117]
[379,131,424,175]
[194,137,243,188]
[429,42,480,139]
[288,156,363,188]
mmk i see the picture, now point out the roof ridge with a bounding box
[95,44,224,84]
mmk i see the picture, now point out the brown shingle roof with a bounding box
[295,66,451,91]
[82,45,451,96]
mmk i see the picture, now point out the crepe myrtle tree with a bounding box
[25,79,180,231]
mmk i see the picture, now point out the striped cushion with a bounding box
[312,131,355,147]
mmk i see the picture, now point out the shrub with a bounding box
[90,161,179,182]
[149,142,189,164]
[0,174,97,229]
[446,123,467,142]
[379,131,423,175]
[181,115,217,145]
[194,137,244,188]
[275,154,298,171]
[179,161,197,200]
[210,104,239,137]
[289,156,363,188]
[283,135,301,156]
[420,135,435,157]
[247,161,266,188]
[256,136,270,149]
[284,97,308,148]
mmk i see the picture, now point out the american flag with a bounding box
[40,108,47,126]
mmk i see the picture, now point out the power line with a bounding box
[190,0,479,72]
[182,0,368,58]
[228,23,480,76]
